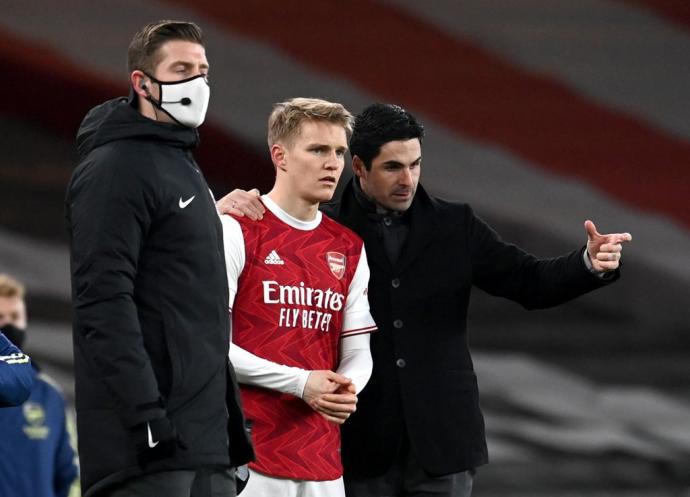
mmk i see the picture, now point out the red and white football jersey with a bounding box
[222,195,376,481]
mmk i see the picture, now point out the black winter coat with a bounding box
[323,180,616,477]
[66,96,252,496]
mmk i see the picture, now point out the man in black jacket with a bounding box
[66,20,252,497]
[218,103,631,497]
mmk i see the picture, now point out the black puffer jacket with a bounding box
[66,96,252,496]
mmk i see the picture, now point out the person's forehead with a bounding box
[156,40,208,67]
[0,295,24,312]
[374,138,421,161]
[295,120,347,144]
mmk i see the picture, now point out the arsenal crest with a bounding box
[326,252,346,280]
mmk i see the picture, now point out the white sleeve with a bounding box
[220,214,245,313]
[229,343,311,398]
[341,245,377,337]
[336,333,372,394]
[222,215,312,397]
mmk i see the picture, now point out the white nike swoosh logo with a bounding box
[147,422,159,448]
[179,195,196,209]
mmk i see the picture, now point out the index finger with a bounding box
[324,371,353,385]
[319,393,358,405]
[237,193,265,220]
[243,191,265,211]
[612,232,632,243]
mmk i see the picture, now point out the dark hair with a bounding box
[349,103,424,170]
[127,20,204,74]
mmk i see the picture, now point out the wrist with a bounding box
[296,370,311,399]
[132,415,184,467]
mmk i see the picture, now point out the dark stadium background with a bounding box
[1,1,689,495]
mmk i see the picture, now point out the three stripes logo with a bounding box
[264,250,285,265]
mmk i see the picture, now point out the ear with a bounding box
[271,143,288,172]
[352,155,366,178]
[131,70,149,97]
[17,300,28,330]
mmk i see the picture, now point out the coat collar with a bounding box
[334,179,440,274]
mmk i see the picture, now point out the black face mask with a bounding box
[1,324,26,349]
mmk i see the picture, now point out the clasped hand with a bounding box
[302,370,357,425]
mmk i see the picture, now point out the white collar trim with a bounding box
[262,195,322,231]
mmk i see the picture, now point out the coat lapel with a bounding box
[332,181,440,276]
[332,181,392,274]
[393,185,439,275]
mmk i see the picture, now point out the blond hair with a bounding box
[267,97,353,148]
[0,274,25,300]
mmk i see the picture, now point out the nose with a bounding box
[324,151,342,170]
[399,167,413,186]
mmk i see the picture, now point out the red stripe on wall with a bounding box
[617,0,690,31]
[170,0,690,227]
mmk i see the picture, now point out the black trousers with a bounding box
[344,436,474,497]
[104,468,236,497]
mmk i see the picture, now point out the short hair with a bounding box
[267,97,354,148]
[350,103,425,170]
[0,274,25,300]
[128,20,204,74]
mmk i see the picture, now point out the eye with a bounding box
[336,150,345,158]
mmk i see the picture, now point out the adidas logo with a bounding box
[264,250,285,265]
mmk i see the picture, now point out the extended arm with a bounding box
[469,207,630,309]
[0,331,32,406]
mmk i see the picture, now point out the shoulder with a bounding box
[427,194,473,219]
[424,195,479,233]
[220,213,265,238]
[36,372,64,394]
[220,213,242,230]
[69,143,163,200]
[220,214,246,246]
[413,189,481,243]
[320,214,363,247]
[320,199,341,220]
[34,372,68,408]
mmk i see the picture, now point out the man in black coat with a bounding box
[218,103,631,497]
[66,20,252,497]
